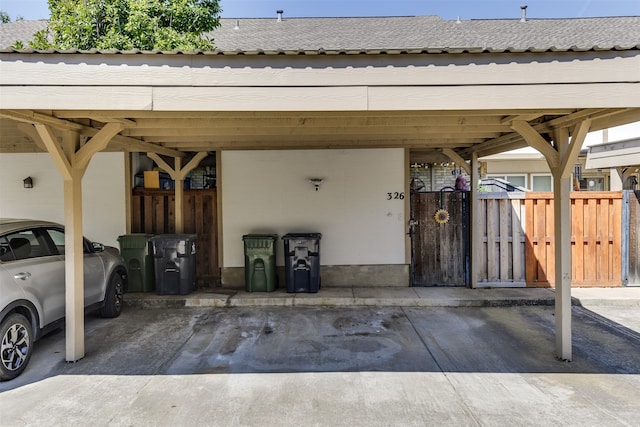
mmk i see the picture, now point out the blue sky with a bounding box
[1,0,639,21]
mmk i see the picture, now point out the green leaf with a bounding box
[31,0,220,51]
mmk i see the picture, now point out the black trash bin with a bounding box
[282,233,321,293]
[150,234,197,295]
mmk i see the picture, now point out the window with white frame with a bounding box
[531,174,553,191]
[486,174,527,189]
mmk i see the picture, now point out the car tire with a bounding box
[0,313,33,381]
[101,272,124,318]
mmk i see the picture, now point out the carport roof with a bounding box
[0,15,639,158]
[1,15,639,54]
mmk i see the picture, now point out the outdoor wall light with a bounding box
[308,178,324,191]
[23,177,33,189]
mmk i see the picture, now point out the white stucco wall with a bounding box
[222,149,406,267]
[0,152,126,247]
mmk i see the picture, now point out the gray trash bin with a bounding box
[150,234,197,295]
[282,233,321,293]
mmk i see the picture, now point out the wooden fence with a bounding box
[476,193,526,287]
[131,189,219,286]
[476,192,626,287]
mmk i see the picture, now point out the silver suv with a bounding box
[0,219,128,381]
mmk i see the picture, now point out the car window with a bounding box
[0,235,12,261]
[46,228,66,255]
[43,228,93,254]
[0,229,53,261]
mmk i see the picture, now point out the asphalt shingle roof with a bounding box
[211,15,640,52]
[1,15,639,54]
[0,19,48,49]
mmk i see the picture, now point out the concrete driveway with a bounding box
[1,301,640,426]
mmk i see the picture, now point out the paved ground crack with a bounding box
[401,307,482,427]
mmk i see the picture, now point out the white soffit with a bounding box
[585,138,640,169]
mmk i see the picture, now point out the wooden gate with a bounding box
[411,191,469,286]
[131,189,219,286]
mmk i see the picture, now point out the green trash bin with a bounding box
[117,234,155,292]
[242,234,278,292]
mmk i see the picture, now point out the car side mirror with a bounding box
[92,242,105,253]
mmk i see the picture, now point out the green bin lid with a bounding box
[242,234,278,240]
[117,234,154,249]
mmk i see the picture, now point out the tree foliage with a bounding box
[30,0,221,51]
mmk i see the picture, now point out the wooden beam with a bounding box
[53,109,577,120]
[108,135,184,157]
[558,119,591,179]
[178,151,208,180]
[590,108,640,132]
[511,120,560,168]
[34,124,73,181]
[441,148,471,174]
[16,123,46,151]
[147,152,209,233]
[87,116,137,127]
[500,114,545,124]
[128,115,507,129]
[1,109,182,157]
[1,110,85,131]
[155,137,480,148]
[147,153,174,178]
[122,126,507,137]
[75,122,124,171]
[463,108,629,159]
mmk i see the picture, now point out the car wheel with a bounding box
[0,313,33,381]
[101,272,124,318]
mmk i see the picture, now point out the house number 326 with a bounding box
[387,192,405,200]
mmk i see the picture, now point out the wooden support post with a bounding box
[148,152,208,233]
[404,148,412,280]
[124,152,132,234]
[64,166,85,361]
[552,126,572,360]
[512,119,591,361]
[216,149,224,273]
[470,152,480,288]
[553,172,572,360]
[34,122,123,363]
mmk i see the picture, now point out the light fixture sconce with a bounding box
[308,178,324,191]
[23,177,33,189]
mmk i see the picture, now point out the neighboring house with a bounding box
[1,10,640,362]
[480,129,640,192]
[585,136,640,190]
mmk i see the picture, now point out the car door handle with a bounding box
[14,272,31,280]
